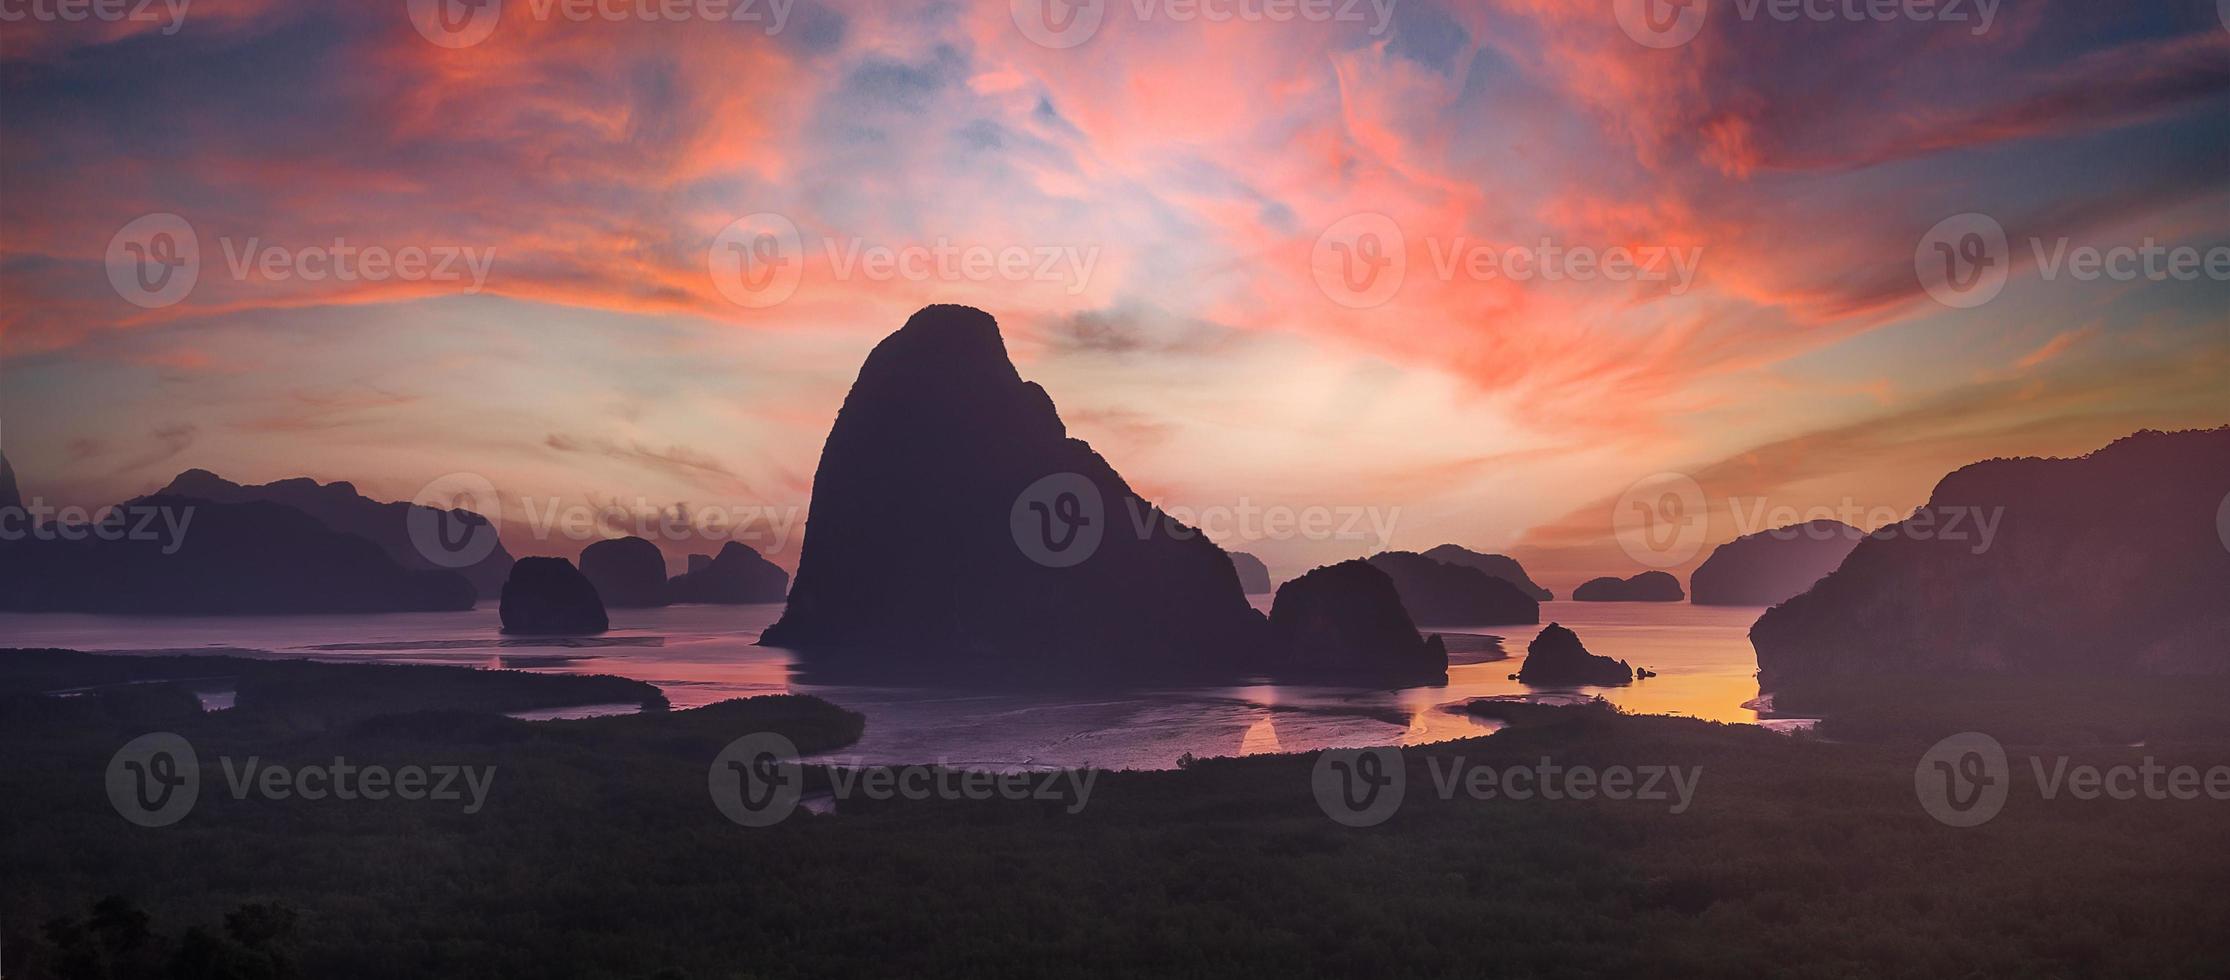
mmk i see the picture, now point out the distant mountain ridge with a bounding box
[153,469,514,598]
[1689,520,1865,607]
[1420,545,1553,600]
[1365,551,1539,626]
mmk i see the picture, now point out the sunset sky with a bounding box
[3,0,2226,588]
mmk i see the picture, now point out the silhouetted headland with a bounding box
[1752,428,2230,689]
[156,469,515,598]
[0,492,474,615]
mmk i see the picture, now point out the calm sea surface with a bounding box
[0,600,1785,770]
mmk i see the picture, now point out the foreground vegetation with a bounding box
[4,649,2229,978]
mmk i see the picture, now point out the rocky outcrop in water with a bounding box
[668,542,789,604]
[1365,551,1540,626]
[1573,571,1685,602]
[1689,520,1864,607]
[580,536,672,608]
[499,557,610,635]
[761,305,1266,681]
[1752,428,2230,688]
[153,469,514,598]
[1516,623,1633,687]
[1267,560,1447,685]
[1420,545,1553,600]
